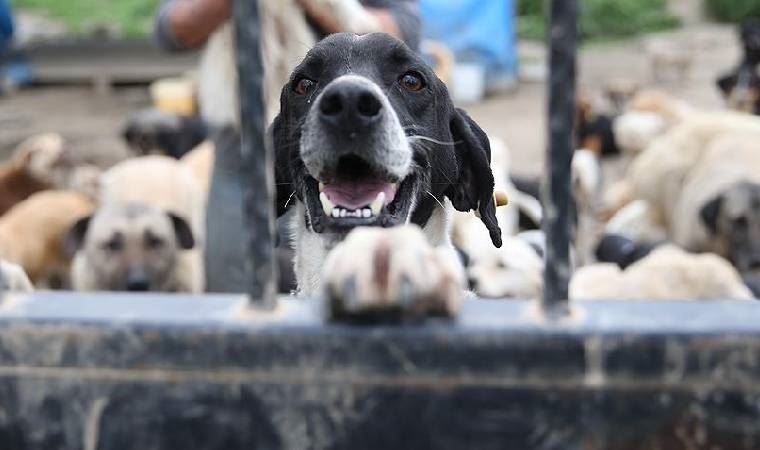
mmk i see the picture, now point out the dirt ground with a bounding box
[0,23,742,176]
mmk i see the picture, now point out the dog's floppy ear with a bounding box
[168,213,195,250]
[700,193,724,235]
[62,215,93,257]
[446,108,502,248]
[269,114,295,217]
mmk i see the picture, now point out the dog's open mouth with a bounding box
[304,155,416,232]
[320,179,397,219]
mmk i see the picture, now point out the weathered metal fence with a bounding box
[0,1,759,449]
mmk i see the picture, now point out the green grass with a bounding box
[517,0,681,41]
[705,0,760,22]
[15,0,160,37]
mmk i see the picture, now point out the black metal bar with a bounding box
[542,0,577,315]
[232,0,277,306]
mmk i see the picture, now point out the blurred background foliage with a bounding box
[15,0,159,36]
[705,0,760,22]
[13,0,760,39]
[517,0,681,40]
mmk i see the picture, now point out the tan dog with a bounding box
[100,155,205,236]
[0,133,66,216]
[603,111,760,220]
[571,246,753,300]
[180,140,214,197]
[95,155,205,292]
[66,203,197,292]
[0,190,94,287]
[669,132,760,274]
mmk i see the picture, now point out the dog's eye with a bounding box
[102,238,122,252]
[400,72,425,92]
[293,77,316,95]
[145,233,164,250]
[733,216,749,230]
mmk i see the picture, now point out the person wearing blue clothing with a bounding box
[0,0,13,53]
[154,0,420,293]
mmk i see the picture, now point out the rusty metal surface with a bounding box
[0,293,759,448]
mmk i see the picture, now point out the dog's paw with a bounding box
[323,225,465,321]
[0,260,33,292]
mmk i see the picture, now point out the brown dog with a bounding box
[0,190,94,287]
[0,134,68,216]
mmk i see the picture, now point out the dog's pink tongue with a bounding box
[323,180,396,210]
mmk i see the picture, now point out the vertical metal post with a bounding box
[232,0,278,306]
[542,0,577,315]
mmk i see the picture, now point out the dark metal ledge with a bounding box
[0,293,759,449]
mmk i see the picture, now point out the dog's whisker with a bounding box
[425,190,445,210]
[283,191,296,209]
[407,135,462,146]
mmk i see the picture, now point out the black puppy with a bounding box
[270,33,501,316]
[717,19,760,114]
[575,98,620,158]
[595,234,661,269]
[122,108,208,159]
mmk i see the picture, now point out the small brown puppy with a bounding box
[66,203,196,292]
[0,133,67,216]
[0,190,95,287]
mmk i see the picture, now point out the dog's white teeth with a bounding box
[320,192,335,216]
[330,206,377,219]
[370,192,385,216]
[318,182,325,192]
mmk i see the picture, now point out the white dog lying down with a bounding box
[605,113,760,276]
[571,245,753,300]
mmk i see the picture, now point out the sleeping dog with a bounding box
[272,33,502,317]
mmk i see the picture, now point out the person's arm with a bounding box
[297,0,399,38]
[297,0,419,50]
[364,7,401,37]
[155,0,230,51]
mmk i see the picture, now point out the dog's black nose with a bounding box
[318,81,383,130]
[125,268,150,292]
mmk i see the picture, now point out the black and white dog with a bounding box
[271,33,502,317]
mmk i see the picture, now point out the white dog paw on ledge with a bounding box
[323,225,465,322]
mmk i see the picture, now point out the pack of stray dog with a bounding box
[0,28,758,313]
